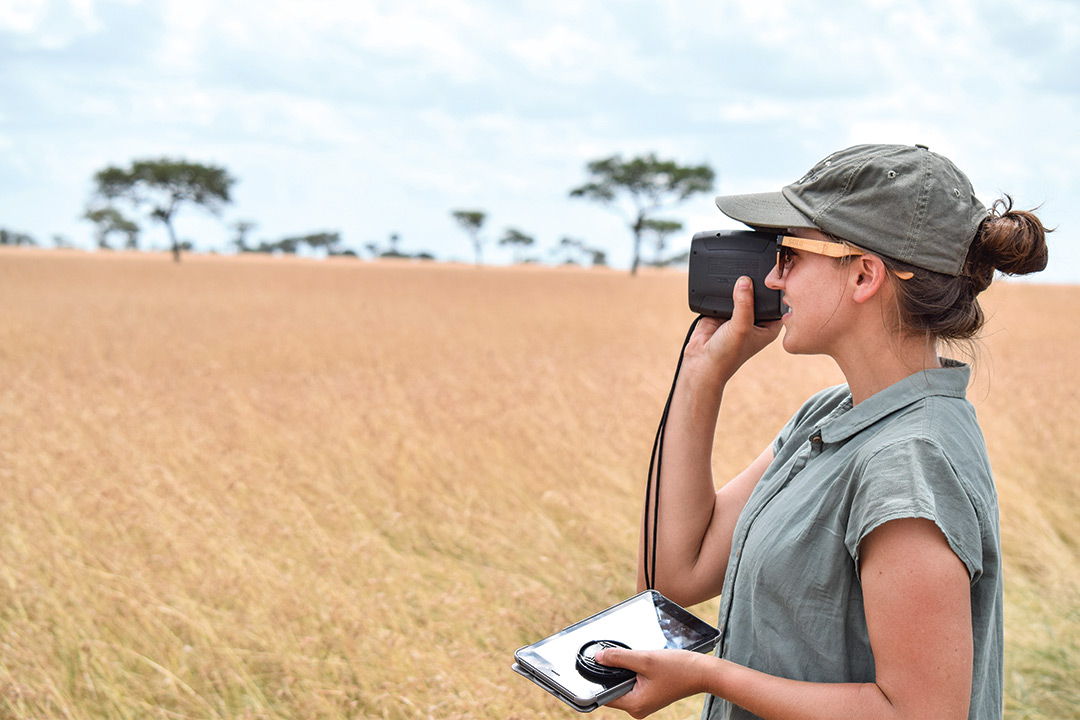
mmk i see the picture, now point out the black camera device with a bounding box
[688,230,786,321]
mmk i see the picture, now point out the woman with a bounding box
[594,144,1049,719]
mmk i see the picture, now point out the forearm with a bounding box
[636,369,725,592]
[703,658,903,720]
[635,286,782,601]
[601,650,910,720]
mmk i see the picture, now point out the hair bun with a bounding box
[965,195,1050,291]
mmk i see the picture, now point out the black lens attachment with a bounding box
[575,640,635,684]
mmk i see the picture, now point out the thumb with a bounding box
[593,647,638,671]
[728,276,756,328]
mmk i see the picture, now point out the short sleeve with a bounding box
[845,436,984,583]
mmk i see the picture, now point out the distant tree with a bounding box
[230,220,257,253]
[301,231,343,255]
[84,207,140,250]
[553,236,584,265]
[552,236,607,267]
[91,158,235,262]
[570,153,714,275]
[451,209,487,266]
[254,231,344,256]
[0,228,37,246]
[259,237,299,254]
[379,232,407,258]
[641,218,683,267]
[357,232,432,261]
[52,234,73,249]
[499,227,536,264]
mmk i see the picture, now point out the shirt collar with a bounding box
[818,359,971,444]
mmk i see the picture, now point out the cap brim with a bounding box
[715,191,815,231]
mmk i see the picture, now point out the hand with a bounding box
[594,647,712,719]
[683,277,782,388]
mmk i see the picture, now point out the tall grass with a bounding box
[0,250,1076,719]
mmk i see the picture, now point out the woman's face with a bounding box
[764,228,854,357]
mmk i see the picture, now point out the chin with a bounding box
[780,330,820,357]
[780,326,802,354]
[782,337,806,355]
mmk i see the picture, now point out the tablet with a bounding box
[513,590,720,712]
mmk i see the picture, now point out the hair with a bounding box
[880,195,1050,341]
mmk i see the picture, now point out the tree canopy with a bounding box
[640,218,684,267]
[451,209,487,266]
[84,207,140,250]
[499,227,535,264]
[570,154,714,275]
[91,158,235,262]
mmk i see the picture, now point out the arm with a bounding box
[605,517,974,719]
[637,277,782,607]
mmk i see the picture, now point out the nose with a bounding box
[764,262,783,291]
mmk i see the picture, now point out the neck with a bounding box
[834,333,941,405]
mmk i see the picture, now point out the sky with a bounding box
[1,0,1078,282]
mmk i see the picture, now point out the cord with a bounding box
[643,314,705,591]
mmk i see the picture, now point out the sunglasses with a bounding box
[775,235,914,280]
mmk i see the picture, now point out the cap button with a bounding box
[915,144,929,150]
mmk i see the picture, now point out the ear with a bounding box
[850,254,889,304]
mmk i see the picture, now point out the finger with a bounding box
[727,276,756,330]
[593,647,638,671]
[688,315,723,346]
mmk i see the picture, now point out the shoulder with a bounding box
[845,406,995,582]
[857,393,991,482]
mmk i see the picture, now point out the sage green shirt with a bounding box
[703,360,1003,720]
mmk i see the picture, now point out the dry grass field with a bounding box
[0,248,1077,719]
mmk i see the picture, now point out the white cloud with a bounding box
[0,0,48,33]
[156,0,209,71]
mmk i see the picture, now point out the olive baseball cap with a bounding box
[715,144,988,276]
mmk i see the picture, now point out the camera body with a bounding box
[688,230,786,321]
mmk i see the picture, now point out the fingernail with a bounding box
[594,650,605,663]
[738,277,751,291]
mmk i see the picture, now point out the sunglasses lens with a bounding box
[776,246,790,278]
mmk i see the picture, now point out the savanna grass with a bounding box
[0,250,1076,719]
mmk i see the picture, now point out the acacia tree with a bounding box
[84,207,140,250]
[92,158,235,262]
[451,209,486,266]
[230,220,257,253]
[553,236,586,265]
[499,227,535,264]
[552,236,606,267]
[570,154,714,275]
[641,218,683,267]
